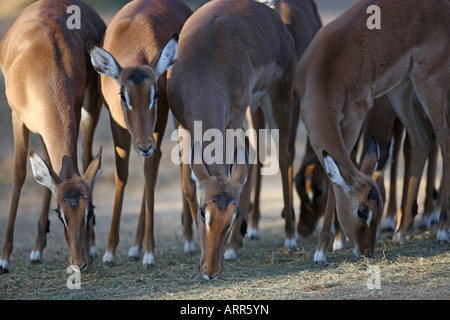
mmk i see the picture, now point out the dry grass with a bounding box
[0,220,448,300]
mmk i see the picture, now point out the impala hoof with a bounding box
[102,252,116,266]
[142,253,155,269]
[284,237,297,251]
[437,230,449,243]
[30,250,42,264]
[128,245,140,261]
[247,227,259,240]
[224,248,237,260]
[184,241,196,254]
[392,232,405,244]
[313,249,326,264]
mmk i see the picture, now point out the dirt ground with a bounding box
[0,0,448,302]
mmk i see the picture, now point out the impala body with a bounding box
[296,0,450,263]
[0,0,105,272]
[167,0,297,280]
[87,0,192,268]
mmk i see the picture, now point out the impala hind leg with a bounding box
[388,79,433,243]
[1,114,29,273]
[314,184,335,264]
[380,119,403,232]
[103,119,131,265]
[411,76,450,243]
[30,139,52,264]
[419,134,440,230]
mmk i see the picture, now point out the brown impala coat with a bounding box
[0,0,105,272]
[168,0,297,280]
[87,0,192,268]
[296,0,450,263]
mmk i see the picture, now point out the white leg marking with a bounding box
[247,227,259,240]
[128,245,140,259]
[184,241,196,254]
[224,248,237,260]
[90,246,98,256]
[102,251,115,264]
[332,237,346,251]
[284,237,297,250]
[314,249,326,264]
[437,229,449,243]
[142,253,155,267]
[0,259,9,270]
[30,250,41,262]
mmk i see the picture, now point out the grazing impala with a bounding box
[167,0,297,280]
[87,0,191,268]
[296,96,398,239]
[245,0,322,242]
[296,0,449,263]
[0,0,105,273]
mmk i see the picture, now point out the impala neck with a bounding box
[43,107,80,180]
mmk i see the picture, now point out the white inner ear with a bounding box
[323,156,351,193]
[85,208,89,225]
[155,38,178,77]
[29,152,56,195]
[89,47,120,80]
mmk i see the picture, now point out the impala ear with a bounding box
[322,150,352,193]
[230,144,249,185]
[190,140,210,185]
[360,135,379,176]
[29,150,60,195]
[87,42,122,82]
[153,33,179,78]
[83,145,103,190]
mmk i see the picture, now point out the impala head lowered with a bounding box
[87,34,178,157]
[190,142,249,280]
[29,146,103,270]
[322,136,383,258]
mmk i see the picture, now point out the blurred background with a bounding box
[0,0,359,22]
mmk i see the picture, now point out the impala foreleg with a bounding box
[128,184,146,260]
[314,184,335,264]
[31,139,52,264]
[141,149,161,268]
[1,115,30,273]
[103,120,131,265]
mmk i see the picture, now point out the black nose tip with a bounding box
[137,142,153,156]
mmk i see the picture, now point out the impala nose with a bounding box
[136,141,153,157]
[202,266,220,281]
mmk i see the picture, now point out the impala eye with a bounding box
[357,205,369,221]
[154,88,159,100]
[119,92,126,102]
[200,207,206,222]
